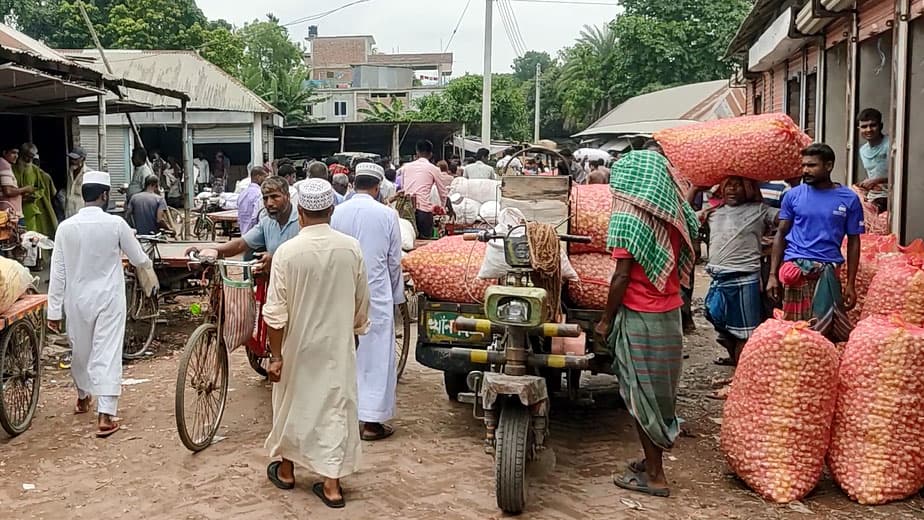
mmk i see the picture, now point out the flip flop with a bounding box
[312,482,345,509]
[95,422,120,438]
[74,397,92,414]
[713,357,737,367]
[361,424,394,442]
[266,461,295,490]
[628,459,646,474]
[613,468,670,497]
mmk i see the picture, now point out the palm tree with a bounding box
[558,23,619,129]
[357,98,411,122]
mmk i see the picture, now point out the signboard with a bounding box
[424,311,488,344]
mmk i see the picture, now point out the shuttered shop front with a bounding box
[857,0,895,42]
[192,126,252,145]
[80,125,130,200]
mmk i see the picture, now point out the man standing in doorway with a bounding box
[856,108,890,212]
[767,144,863,321]
[263,178,370,509]
[128,148,153,203]
[463,148,495,180]
[332,162,405,441]
[65,146,88,219]
[47,171,157,437]
[125,176,170,236]
[194,152,211,192]
[399,140,448,239]
[238,167,267,235]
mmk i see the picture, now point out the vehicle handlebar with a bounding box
[461,229,591,244]
[557,233,592,244]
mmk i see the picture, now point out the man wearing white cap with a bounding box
[47,171,158,437]
[263,178,370,509]
[332,162,405,441]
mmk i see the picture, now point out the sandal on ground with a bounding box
[266,461,295,490]
[75,397,92,414]
[312,482,345,509]
[95,422,121,438]
[613,468,670,498]
[713,357,737,367]
[361,423,394,442]
[628,459,646,474]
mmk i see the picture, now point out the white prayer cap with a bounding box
[83,170,111,187]
[297,178,334,211]
[354,162,384,181]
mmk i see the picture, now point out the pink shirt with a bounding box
[0,158,22,218]
[400,158,448,213]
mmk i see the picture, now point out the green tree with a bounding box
[413,74,530,141]
[357,98,411,122]
[512,50,554,83]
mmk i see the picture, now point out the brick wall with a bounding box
[310,38,369,68]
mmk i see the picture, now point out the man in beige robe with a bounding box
[263,178,371,509]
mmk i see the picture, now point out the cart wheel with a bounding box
[495,401,533,514]
[194,217,215,241]
[394,303,411,382]
[175,323,229,452]
[0,320,41,437]
[123,277,158,360]
[246,348,269,378]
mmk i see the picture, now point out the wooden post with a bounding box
[340,123,346,153]
[181,99,192,239]
[98,79,107,172]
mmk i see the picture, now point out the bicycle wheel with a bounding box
[0,320,41,436]
[194,216,215,241]
[175,323,229,452]
[395,303,411,381]
[123,277,158,360]
[246,348,269,378]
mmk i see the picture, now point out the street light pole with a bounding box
[534,62,541,143]
[481,0,493,149]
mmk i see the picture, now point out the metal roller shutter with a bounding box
[858,0,895,41]
[192,126,251,144]
[827,18,850,49]
[80,125,129,195]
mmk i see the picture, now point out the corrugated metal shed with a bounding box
[574,80,745,138]
[61,49,279,114]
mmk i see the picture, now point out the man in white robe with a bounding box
[263,178,370,509]
[47,171,157,437]
[332,162,405,440]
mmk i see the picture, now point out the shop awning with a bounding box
[0,63,104,112]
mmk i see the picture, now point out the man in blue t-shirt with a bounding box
[857,107,890,212]
[767,143,864,321]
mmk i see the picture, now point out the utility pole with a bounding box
[534,62,541,143]
[481,0,493,149]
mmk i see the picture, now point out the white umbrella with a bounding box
[573,148,611,162]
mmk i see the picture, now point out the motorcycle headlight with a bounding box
[497,299,529,324]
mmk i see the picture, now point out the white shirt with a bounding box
[464,161,496,180]
[496,155,523,174]
[194,159,210,184]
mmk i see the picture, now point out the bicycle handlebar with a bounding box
[462,229,592,244]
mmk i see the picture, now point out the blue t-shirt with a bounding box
[242,205,300,254]
[780,184,865,264]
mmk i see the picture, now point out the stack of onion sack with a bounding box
[566,254,615,309]
[401,235,493,304]
[828,316,924,504]
[653,114,812,187]
[860,253,924,326]
[569,184,611,254]
[839,234,899,324]
[720,316,840,503]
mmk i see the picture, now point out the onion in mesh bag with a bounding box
[570,185,612,255]
[860,254,924,327]
[401,235,491,304]
[720,317,839,503]
[565,253,615,310]
[828,316,924,504]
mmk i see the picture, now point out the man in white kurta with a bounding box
[47,171,156,437]
[263,178,370,509]
[331,162,405,440]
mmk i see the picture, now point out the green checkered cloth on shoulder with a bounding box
[607,150,700,292]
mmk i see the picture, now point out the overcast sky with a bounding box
[196,0,619,75]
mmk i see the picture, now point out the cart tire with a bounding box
[395,303,411,381]
[0,320,41,437]
[123,276,158,360]
[194,217,215,241]
[176,323,229,452]
[443,371,469,401]
[246,348,269,378]
[495,401,532,514]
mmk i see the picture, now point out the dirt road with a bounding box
[2,307,923,519]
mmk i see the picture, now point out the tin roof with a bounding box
[61,49,279,114]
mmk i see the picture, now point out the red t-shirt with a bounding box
[611,228,684,313]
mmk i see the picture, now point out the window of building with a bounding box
[326,71,335,79]
[804,73,817,138]
[786,76,801,122]
[334,101,347,117]
[753,93,763,115]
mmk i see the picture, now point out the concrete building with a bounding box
[303,28,452,122]
[726,0,923,241]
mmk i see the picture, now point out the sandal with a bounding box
[95,422,121,438]
[613,468,670,497]
[75,397,92,414]
[628,459,646,474]
[266,461,295,490]
[361,423,394,442]
[312,482,345,509]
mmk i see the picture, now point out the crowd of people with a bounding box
[9,107,892,507]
